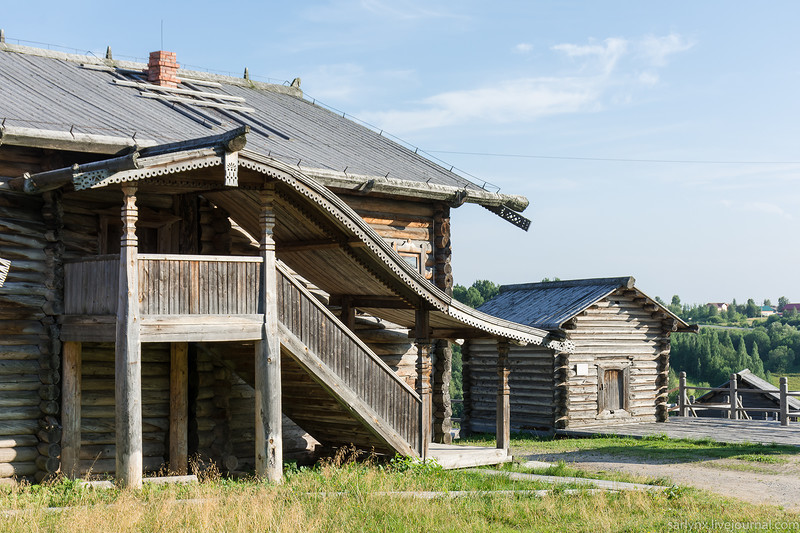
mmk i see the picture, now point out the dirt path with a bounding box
[525,450,800,510]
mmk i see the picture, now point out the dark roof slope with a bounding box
[478,276,690,331]
[0,43,527,210]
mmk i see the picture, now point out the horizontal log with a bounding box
[79,442,165,461]
[0,447,38,463]
[0,461,37,478]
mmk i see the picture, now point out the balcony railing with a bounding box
[64,254,263,316]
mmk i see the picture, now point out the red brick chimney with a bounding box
[148,50,179,88]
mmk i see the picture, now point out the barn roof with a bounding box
[0,42,528,218]
[478,276,692,332]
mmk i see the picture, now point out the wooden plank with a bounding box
[169,343,188,475]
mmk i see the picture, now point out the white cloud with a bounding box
[358,33,693,134]
[361,76,598,132]
[514,42,533,54]
[640,33,695,66]
[721,199,793,220]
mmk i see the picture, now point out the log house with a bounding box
[0,42,566,484]
[463,277,694,434]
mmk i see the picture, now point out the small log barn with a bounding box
[462,277,693,434]
[0,42,569,486]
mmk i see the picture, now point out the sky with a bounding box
[3,1,799,305]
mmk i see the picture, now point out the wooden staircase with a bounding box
[274,264,421,457]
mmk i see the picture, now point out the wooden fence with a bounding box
[672,372,800,425]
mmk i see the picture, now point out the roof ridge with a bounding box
[500,276,635,292]
[0,42,301,98]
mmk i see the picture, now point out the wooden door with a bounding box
[602,369,625,412]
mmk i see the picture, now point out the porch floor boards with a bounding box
[558,417,800,446]
[428,443,512,469]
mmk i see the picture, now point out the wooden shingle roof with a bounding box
[478,277,691,332]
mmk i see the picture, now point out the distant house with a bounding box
[708,302,728,313]
[461,277,694,433]
[760,305,776,317]
[691,370,800,421]
[783,303,800,314]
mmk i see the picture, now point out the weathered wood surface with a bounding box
[277,263,421,455]
[560,417,800,447]
[61,341,81,478]
[169,343,188,475]
[64,255,262,317]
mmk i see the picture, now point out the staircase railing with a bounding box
[276,263,421,454]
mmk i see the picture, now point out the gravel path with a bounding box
[526,450,800,511]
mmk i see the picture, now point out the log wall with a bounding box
[77,343,169,477]
[462,339,557,433]
[565,293,671,427]
[464,291,673,432]
[0,189,62,484]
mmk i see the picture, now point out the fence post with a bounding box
[679,372,687,417]
[780,377,789,427]
[729,374,738,420]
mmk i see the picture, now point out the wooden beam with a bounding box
[255,184,282,483]
[278,238,367,253]
[169,342,188,475]
[61,341,81,479]
[424,328,495,340]
[496,340,511,455]
[115,184,143,488]
[330,295,413,309]
[415,307,431,459]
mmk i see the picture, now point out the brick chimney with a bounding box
[148,50,179,88]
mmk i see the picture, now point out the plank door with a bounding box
[602,369,625,412]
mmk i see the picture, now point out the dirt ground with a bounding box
[526,449,800,511]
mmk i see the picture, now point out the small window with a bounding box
[399,253,420,272]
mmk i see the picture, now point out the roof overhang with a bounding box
[7,133,564,350]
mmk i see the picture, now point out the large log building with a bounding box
[0,41,568,485]
[463,277,693,433]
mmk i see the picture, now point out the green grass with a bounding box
[769,372,800,391]
[0,441,799,532]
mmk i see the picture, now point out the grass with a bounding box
[0,441,798,532]
[768,372,800,391]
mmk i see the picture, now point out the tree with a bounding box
[766,346,795,373]
[778,296,790,313]
[471,280,500,304]
[763,298,772,307]
[745,299,759,318]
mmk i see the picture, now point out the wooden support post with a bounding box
[169,342,188,475]
[340,296,355,330]
[496,339,511,455]
[115,184,142,489]
[780,377,789,427]
[729,374,738,420]
[415,307,431,459]
[61,341,81,478]
[255,184,282,482]
[678,371,687,417]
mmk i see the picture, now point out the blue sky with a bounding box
[3,1,799,305]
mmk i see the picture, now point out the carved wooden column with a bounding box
[415,307,431,459]
[169,342,189,475]
[496,339,511,454]
[61,341,81,478]
[460,341,472,436]
[255,183,282,482]
[115,183,142,488]
[432,205,453,443]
